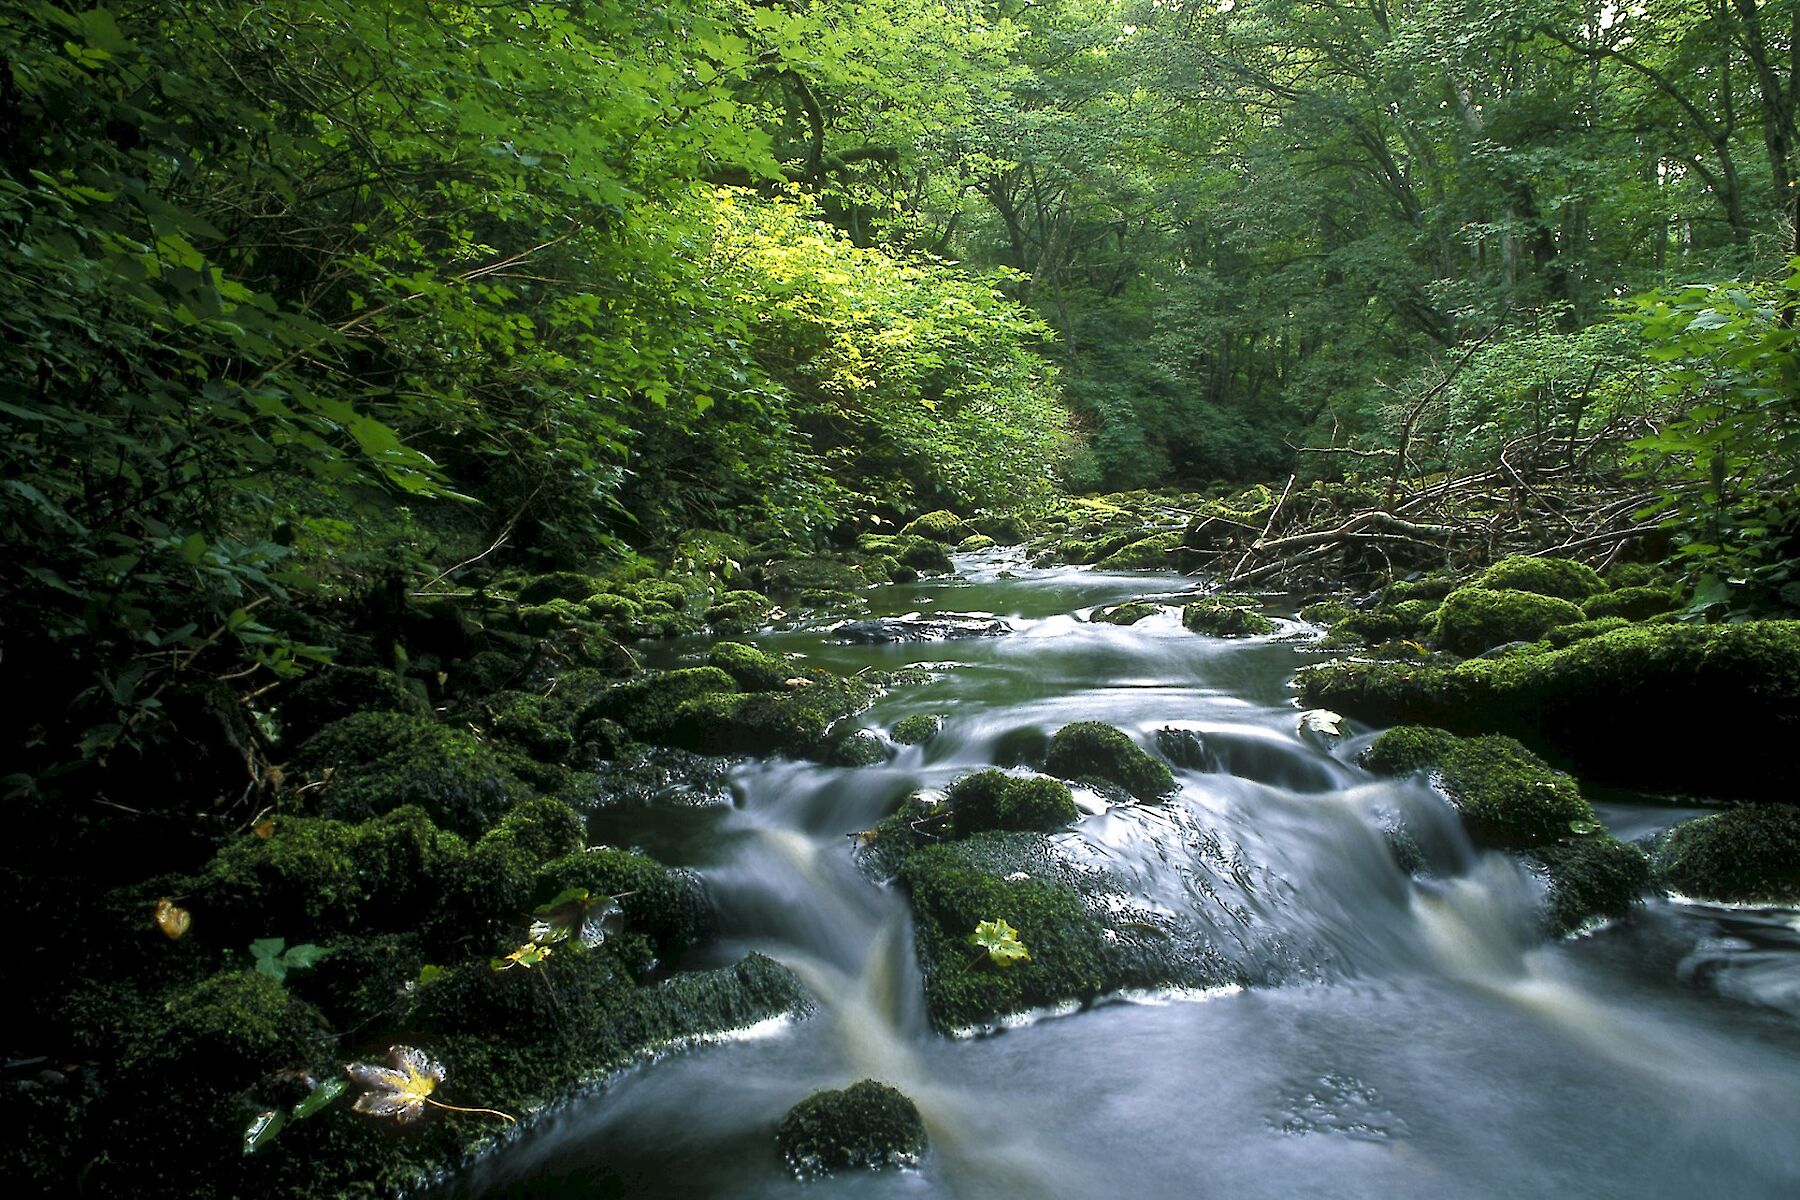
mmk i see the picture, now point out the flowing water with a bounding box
[443,552,1800,1199]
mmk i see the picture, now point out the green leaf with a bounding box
[242,1108,287,1156]
[281,943,328,972]
[249,937,285,961]
[291,1077,348,1121]
[970,918,1030,968]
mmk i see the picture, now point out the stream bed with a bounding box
[440,553,1800,1199]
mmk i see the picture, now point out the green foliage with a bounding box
[970,918,1031,968]
[248,938,328,984]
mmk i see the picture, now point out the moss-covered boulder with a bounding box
[1096,530,1182,570]
[297,713,527,838]
[1092,600,1162,625]
[778,1080,926,1178]
[1543,616,1631,649]
[279,665,428,746]
[900,510,969,543]
[762,557,868,594]
[1473,555,1606,601]
[899,835,1111,1030]
[704,589,775,635]
[1384,574,1458,605]
[1584,585,1682,622]
[824,728,892,767]
[1045,722,1175,800]
[1529,837,1652,934]
[889,534,954,574]
[946,770,1078,837]
[1299,621,1800,800]
[1653,805,1800,903]
[1363,727,1596,849]
[515,570,601,605]
[665,674,878,758]
[706,641,791,691]
[1182,598,1277,638]
[891,713,943,744]
[1432,587,1585,657]
[578,667,739,742]
[957,533,999,552]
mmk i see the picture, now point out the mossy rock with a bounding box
[970,513,1028,543]
[1529,837,1651,934]
[1298,621,1800,800]
[824,728,893,767]
[957,533,999,552]
[1298,598,1356,626]
[125,968,324,1084]
[1044,722,1174,801]
[707,641,791,691]
[279,665,428,746]
[518,598,593,636]
[899,510,969,543]
[705,589,775,635]
[515,570,601,605]
[535,847,711,968]
[946,770,1078,837]
[581,592,645,630]
[296,712,528,837]
[578,667,739,742]
[1383,574,1459,606]
[1603,562,1671,589]
[778,1080,926,1178]
[665,674,878,758]
[1584,585,1682,622]
[477,690,575,763]
[1096,530,1182,571]
[891,535,954,574]
[1363,727,1596,850]
[1473,555,1605,601]
[900,835,1110,1030]
[1653,806,1800,903]
[1091,601,1161,625]
[762,557,868,594]
[1543,616,1631,649]
[1182,598,1277,638]
[890,713,943,745]
[1432,587,1585,656]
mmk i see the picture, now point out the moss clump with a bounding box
[536,847,711,968]
[478,690,575,763]
[1299,598,1356,626]
[890,535,953,574]
[890,713,943,744]
[1433,587,1585,656]
[824,728,892,767]
[1384,574,1458,605]
[137,968,324,1082]
[578,667,738,742]
[1364,727,1596,849]
[900,510,969,543]
[1092,601,1161,625]
[1584,585,1682,622]
[1473,555,1606,601]
[778,1080,926,1178]
[1529,837,1651,934]
[762,557,868,594]
[1299,621,1800,800]
[1096,530,1182,570]
[1181,598,1277,638]
[664,673,877,758]
[956,533,998,552]
[971,513,1028,543]
[704,589,774,634]
[1044,722,1174,800]
[900,835,1110,1030]
[706,641,790,691]
[946,770,1079,837]
[1653,806,1800,903]
[1543,616,1631,649]
[279,665,428,746]
[297,712,526,838]
[517,598,591,635]
[515,570,601,604]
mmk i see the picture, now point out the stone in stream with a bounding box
[1044,721,1175,801]
[1652,805,1800,904]
[827,615,1010,643]
[890,712,943,744]
[777,1080,927,1177]
[1181,597,1277,637]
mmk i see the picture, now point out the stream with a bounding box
[441,552,1800,1199]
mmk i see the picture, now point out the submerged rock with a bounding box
[777,1080,926,1177]
[827,615,1010,643]
[1653,805,1800,903]
[1045,722,1175,801]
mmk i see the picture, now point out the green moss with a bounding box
[1383,574,1458,605]
[1473,555,1605,601]
[899,835,1110,1030]
[778,1081,926,1177]
[579,667,739,741]
[1433,586,1585,656]
[1363,727,1596,849]
[957,533,998,552]
[515,571,601,605]
[704,589,774,634]
[794,587,869,614]
[971,513,1029,543]
[1583,585,1682,621]
[535,847,710,966]
[900,509,969,543]
[1529,837,1651,934]
[1543,616,1631,649]
[1044,722,1174,800]
[1181,598,1277,637]
[133,969,323,1082]
[297,712,527,837]
[1096,530,1182,570]
[279,665,428,746]
[666,673,877,757]
[1299,621,1800,799]
[1603,561,1671,589]
[581,592,645,629]
[706,641,791,691]
[890,713,943,744]
[824,728,892,767]
[1092,601,1161,625]
[762,557,868,594]
[1298,599,1356,626]
[478,690,574,763]
[1653,805,1800,903]
[891,535,953,574]
[517,598,593,636]
[947,770,1079,836]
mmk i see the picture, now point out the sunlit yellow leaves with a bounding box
[154,897,190,940]
[346,1045,444,1125]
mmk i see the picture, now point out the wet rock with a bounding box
[707,641,793,691]
[827,615,1010,643]
[1045,722,1175,801]
[946,769,1078,836]
[1095,530,1183,570]
[1529,837,1652,934]
[1653,805,1800,904]
[1182,598,1277,638]
[1432,587,1585,657]
[824,728,893,768]
[705,589,776,635]
[890,713,943,745]
[1362,726,1596,850]
[578,667,739,742]
[777,1080,926,1178]
[1154,727,1217,772]
[957,533,998,552]
[1091,600,1162,625]
[297,712,528,837]
[664,674,880,758]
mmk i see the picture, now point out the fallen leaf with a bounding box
[970,918,1030,968]
[347,1045,445,1124]
[154,898,190,940]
